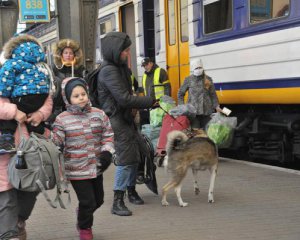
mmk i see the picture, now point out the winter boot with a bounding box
[111,190,132,216]
[127,186,144,205]
[17,219,27,240]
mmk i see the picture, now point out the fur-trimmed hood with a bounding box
[53,39,83,69]
[1,34,45,63]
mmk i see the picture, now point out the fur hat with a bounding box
[53,39,83,69]
[190,59,203,71]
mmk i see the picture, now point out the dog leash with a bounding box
[152,105,194,136]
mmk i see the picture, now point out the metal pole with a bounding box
[0,0,18,50]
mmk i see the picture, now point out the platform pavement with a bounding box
[25,158,300,240]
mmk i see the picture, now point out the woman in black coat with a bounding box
[97,31,157,216]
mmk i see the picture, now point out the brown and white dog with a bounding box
[161,130,218,207]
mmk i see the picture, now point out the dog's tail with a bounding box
[166,130,189,155]
[163,130,189,168]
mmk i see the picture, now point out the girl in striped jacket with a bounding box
[52,77,114,240]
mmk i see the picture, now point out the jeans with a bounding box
[0,189,38,239]
[113,164,138,191]
[0,189,18,239]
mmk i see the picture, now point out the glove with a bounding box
[97,151,112,173]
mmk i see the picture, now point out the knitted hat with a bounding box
[65,78,87,104]
[190,59,203,71]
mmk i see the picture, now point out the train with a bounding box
[96,0,300,164]
[25,0,300,164]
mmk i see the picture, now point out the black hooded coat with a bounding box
[97,32,153,166]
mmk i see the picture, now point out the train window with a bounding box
[250,0,290,24]
[167,0,176,45]
[99,14,115,38]
[203,0,232,34]
[100,20,112,36]
[180,0,189,42]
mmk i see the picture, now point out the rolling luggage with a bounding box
[156,114,190,166]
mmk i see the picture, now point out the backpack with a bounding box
[8,127,70,209]
[85,65,102,108]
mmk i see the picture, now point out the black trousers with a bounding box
[71,175,104,229]
[0,94,48,134]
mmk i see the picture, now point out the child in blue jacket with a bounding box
[0,34,52,154]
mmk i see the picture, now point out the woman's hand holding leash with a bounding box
[151,99,160,110]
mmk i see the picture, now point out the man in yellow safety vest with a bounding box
[141,57,171,124]
[141,57,171,99]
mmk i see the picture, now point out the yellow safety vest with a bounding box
[142,68,168,99]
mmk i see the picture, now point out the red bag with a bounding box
[156,115,190,156]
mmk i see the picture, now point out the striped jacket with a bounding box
[52,78,114,180]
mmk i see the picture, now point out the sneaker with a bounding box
[79,228,93,240]
[17,220,26,240]
[0,133,16,154]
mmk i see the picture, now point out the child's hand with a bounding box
[97,151,112,173]
[14,110,27,123]
[27,111,43,127]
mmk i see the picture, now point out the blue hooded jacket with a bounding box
[0,34,50,98]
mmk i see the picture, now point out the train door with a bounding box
[165,0,190,100]
[120,3,138,78]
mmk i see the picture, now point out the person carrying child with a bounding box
[0,34,53,240]
[0,34,52,154]
[52,77,114,240]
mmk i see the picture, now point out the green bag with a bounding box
[150,95,176,127]
[206,113,237,148]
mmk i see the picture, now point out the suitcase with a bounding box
[156,114,190,165]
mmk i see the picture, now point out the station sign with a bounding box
[18,0,50,23]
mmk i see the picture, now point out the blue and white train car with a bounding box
[97,0,300,163]
[188,0,300,162]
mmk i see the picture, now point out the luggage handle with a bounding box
[153,105,193,135]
